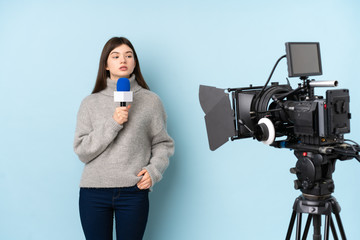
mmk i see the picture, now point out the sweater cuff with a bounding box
[106,117,124,132]
[144,165,162,186]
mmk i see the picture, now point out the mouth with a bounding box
[120,66,128,71]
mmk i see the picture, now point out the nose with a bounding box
[120,55,126,63]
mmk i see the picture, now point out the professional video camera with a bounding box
[199,42,360,239]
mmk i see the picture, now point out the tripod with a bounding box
[285,194,347,240]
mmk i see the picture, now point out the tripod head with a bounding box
[286,143,360,198]
[291,151,336,197]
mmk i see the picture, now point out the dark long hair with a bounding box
[92,37,150,93]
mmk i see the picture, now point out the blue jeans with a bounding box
[79,186,149,240]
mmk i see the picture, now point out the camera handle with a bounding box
[272,79,338,103]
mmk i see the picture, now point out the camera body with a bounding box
[232,80,351,147]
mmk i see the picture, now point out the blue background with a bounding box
[1,0,360,239]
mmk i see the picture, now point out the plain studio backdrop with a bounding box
[1,0,359,239]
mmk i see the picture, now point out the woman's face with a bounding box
[106,44,136,80]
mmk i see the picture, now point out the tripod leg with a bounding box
[334,213,347,240]
[329,215,339,240]
[312,215,322,240]
[324,215,330,240]
[302,215,312,240]
[296,213,302,240]
[286,211,297,240]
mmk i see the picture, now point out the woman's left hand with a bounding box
[137,169,152,190]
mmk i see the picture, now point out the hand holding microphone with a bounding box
[113,105,131,125]
[113,77,133,125]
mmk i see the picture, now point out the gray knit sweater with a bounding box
[74,75,174,188]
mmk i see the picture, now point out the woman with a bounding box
[74,37,174,240]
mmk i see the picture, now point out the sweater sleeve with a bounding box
[73,99,123,164]
[143,98,174,186]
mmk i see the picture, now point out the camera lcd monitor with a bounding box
[286,42,322,78]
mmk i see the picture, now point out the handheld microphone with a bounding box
[114,78,133,106]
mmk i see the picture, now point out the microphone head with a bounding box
[116,78,130,91]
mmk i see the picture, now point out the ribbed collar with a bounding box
[100,74,142,96]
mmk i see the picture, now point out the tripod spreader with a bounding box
[286,195,346,240]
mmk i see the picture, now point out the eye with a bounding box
[126,55,133,58]
[113,56,119,59]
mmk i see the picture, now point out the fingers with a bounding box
[137,171,152,190]
[137,179,152,190]
[137,176,147,185]
[116,106,129,115]
[137,169,147,177]
[113,106,130,125]
[138,176,150,185]
[137,170,148,185]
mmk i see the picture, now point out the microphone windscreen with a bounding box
[116,78,130,91]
